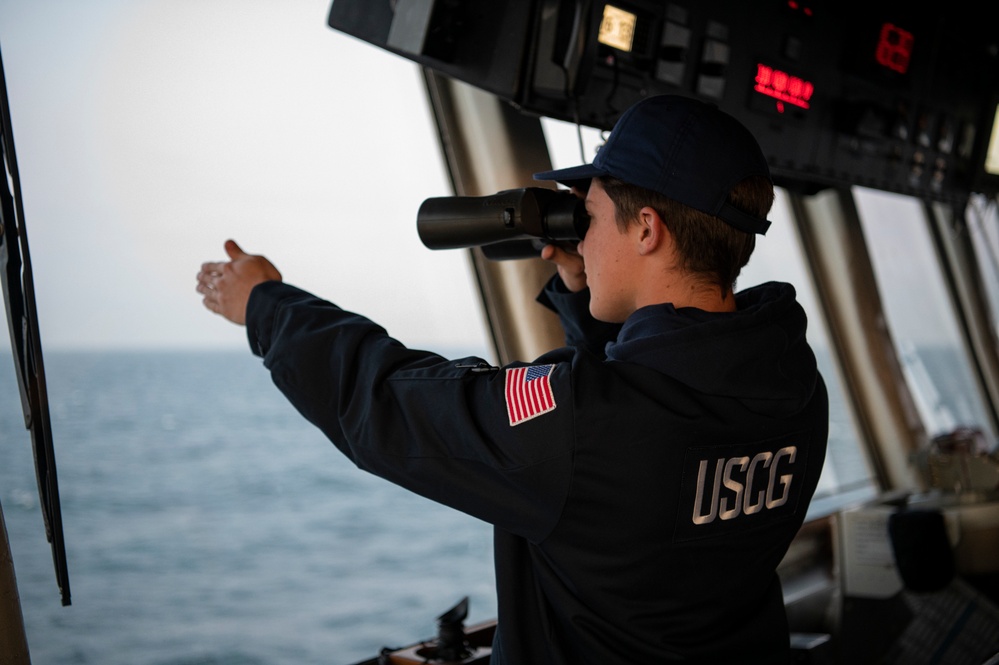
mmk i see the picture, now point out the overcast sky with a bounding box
[0,0,495,353]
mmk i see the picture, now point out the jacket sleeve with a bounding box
[245,280,575,543]
[536,275,622,359]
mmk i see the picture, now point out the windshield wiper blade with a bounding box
[0,43,71,608]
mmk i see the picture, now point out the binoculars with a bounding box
[417,187,589,260]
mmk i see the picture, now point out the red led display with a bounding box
[754,63,814,110]
[785,1,814,17]
[875,22,914,74]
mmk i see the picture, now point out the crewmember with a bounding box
[197,94,828,664]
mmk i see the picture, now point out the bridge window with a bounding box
[739,190,875,516]
[854,187,997,446]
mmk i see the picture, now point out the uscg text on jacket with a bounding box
[674,438,807,542]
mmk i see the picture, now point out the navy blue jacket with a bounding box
[245,277,828,665]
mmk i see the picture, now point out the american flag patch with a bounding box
[505,364,557,426]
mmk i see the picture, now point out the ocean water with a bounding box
[0,350,497,665]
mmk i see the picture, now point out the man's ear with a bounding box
[636,206,665,256]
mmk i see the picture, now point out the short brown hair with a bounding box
[597,175,774,295]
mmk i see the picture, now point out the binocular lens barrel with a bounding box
[417,188,588,256]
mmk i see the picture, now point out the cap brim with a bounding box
[533,163,604,186]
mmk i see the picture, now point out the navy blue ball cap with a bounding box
[534,95,772,235]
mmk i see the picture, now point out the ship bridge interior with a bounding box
[3,1,999,663]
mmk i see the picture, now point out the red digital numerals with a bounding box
[875,22,914,74]
[755,63,814,110]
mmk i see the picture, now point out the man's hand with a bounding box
[540,243,586,292]
[540,185,587,292]
[197,239,282,325]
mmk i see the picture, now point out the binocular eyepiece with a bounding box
[417,187,589,260]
